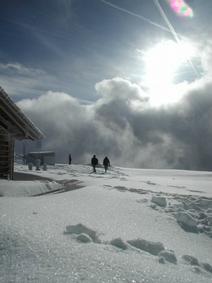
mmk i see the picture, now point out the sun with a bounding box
[144,40,196,88]
[142,39,197,105]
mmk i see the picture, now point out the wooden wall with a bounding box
[0,127,14,179]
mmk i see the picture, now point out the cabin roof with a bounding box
[0,87,43,140]
[28,151,55,155]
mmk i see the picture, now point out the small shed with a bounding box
[27,151,55,166]
[0,87,43,179]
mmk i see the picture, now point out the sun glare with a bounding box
[167,0,193,18]
[143,40,197,106]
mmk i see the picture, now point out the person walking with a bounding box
[91,155,98,173]
[69,154,72,165]
[103,156,110,173]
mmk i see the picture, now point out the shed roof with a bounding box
[28,151,55,155]
[0,87,43,140]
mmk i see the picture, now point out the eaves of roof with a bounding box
[0,87,44,140]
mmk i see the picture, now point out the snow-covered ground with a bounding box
[0,164,212,283]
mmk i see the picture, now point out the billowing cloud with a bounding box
[200,40,212,76]
[17,76,212,170]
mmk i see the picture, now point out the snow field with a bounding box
[0,164,212,282]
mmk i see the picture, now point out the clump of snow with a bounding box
[0,179,62,197]
[110,238,128,250]
[192,266,203,274]
[198,199,212,209]
[167,195,212,237]
[197,224,205,233]
[198,212,207,220]
[158,257,166,264]
[201,263,212,274]
[113,186,128,192]
[127,238,165,255]
[181,255,212,274]
[205,231,212,238]
[76,233,92,243]
[64,223,101,243]
[165,207,175,213]
[151,195,167,207]
[150,203,158,210]
[208,215,212,225]
[175,212,198,233]
[158,250,177,264]
[182,255,200,266]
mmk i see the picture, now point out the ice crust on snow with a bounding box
[208,215,212,225]
[201,263,212,274]
[175,212,198,233]
[158,250,177,264]
[151,195,167,207]
[110,238,128,250]
[76,233,93,243]
[167,196,212,236]
[182,255,200,266]
[198,199,212,209]
[127,238,165,255]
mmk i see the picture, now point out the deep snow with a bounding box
[0,164,212,282]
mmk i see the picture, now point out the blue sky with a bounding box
[1,0,210,102]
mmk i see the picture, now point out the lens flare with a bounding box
[167,0,193,17]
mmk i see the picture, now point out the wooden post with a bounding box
[9,136,15,180]
[0,128,9,179]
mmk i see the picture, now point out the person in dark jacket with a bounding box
[103,156,110,173]
[68,154,72,165]
[91,155,98,172]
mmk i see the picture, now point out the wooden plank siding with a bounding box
[0,127,10,179]
[0,87,43,179]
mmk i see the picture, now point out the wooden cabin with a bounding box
[0,87,43,179]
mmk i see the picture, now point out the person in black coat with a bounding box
[103,156,110,173]
[91,155,98,172]
[68,154,72,165]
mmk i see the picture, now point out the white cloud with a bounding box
[16,75,212,170]
[95,77,147,101]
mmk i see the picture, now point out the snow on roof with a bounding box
[28,151,55,155]
[0,87,43,140]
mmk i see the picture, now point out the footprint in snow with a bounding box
[63,224,212,275]
[64,223,101,243]
[146,181,157,186]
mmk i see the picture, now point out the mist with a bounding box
[16,76,212,170]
